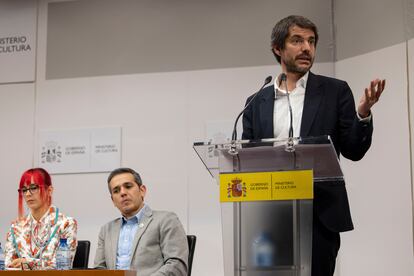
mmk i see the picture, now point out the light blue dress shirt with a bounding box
[116,205,147,270]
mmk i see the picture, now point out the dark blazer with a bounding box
[242,72,373,232]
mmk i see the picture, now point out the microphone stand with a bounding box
[228,76,272,155]
[281,74,295,152]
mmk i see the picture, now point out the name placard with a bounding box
[219,170,313,202]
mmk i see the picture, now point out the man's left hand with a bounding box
[358,78,386,118]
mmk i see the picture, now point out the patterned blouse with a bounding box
[4,205,77,270]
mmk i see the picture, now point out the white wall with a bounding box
[335,43,414,276]
[0,83,36,245]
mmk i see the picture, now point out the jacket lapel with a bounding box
[259,87,275,138]
[300,72,323,137]
[110,219,122,268]
[129,206,153,265]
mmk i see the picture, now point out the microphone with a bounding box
[279,72,287,85]
[279,73,295,152]
[279,73,294,138]
[231,76,272,141]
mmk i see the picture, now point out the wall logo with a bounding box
[41,141,62,163]
[0,36,32,54]
[227,177,247,198]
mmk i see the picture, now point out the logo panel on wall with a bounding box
[41,141,62,163]
[38,127,121,174]
[0,1,36,83]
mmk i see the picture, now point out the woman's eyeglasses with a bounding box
[18,184,40,195]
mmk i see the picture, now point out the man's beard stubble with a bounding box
[284,55,314,75]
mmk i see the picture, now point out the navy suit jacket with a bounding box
[242,72,373,232]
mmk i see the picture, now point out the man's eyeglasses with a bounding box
[18,184,40,195]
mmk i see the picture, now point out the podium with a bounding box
[193,136,343,276]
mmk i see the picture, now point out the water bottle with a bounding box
[0,242,5,271]
[56,238,71,270]
[252,232,275,267]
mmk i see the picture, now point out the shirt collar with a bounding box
[29,205,54,224]
[121,204,147,224]
[274,71,309,95]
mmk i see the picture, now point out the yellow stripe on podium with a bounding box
[219,170,313,202]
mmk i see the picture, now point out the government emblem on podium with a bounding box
[227,177,247,198]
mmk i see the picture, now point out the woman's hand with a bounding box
[8,258,27,269]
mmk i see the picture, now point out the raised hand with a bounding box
[358,78,386,118]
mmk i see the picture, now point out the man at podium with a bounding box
[242,15,385,276]
[93,167,188,276]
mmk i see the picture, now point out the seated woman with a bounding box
[4,168,77,270]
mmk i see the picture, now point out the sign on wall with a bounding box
[0,0,36,83]
[38,127,121,174]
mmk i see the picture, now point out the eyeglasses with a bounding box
[18,184,40,195]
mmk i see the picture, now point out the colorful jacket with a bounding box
[5,206,77,270]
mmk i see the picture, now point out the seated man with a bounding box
[94,167,188,276]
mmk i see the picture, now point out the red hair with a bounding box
[18,168,53,219]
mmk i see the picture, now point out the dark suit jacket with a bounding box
[242,72,373,232]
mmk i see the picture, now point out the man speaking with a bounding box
[242,15,385,276]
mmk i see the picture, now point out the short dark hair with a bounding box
[107,167,143,193]
[271,15,319,63]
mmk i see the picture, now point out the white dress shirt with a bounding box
[273,72,308,139]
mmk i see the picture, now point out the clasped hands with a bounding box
[8,258,30,270]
